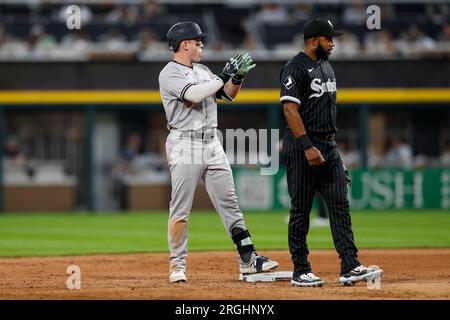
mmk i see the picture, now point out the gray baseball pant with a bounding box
[166,130,247,274]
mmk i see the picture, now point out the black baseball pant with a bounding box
[282,133,361,277]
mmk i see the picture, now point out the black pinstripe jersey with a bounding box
[280,52,338,134]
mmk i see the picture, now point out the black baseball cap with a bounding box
[303,18,344,39]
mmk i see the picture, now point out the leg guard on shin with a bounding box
[232,228,255,263]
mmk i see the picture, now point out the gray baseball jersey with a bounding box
[159,60,247,275]
[159,61,218,130]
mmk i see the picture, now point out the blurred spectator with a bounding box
[0,25,27,56]
[0,24,11,47]
[104,5,139,25]
[290,3,314,22]
[28,24,57,52]
[337,140,359,168]
[368,145,382,169]
[60,31,92,51]
[437,23,450,42]
[97,29,127,50]
[342,0,366,25]
[364,30,397,57]
[272,33,305,57]
[426,3,449,25]
[145,131,169,173]
[210,39,234,53]
[383,137,413,168]
[241,31,266,51]
[397,25,436,56]
[413,154,428,168]
[4,135,26,165]
[379,4,396,23]
[436,23,450,52]
[253,3,289,25]
[141,0,166,22]
[134,27,166,53]
[333,31,361,57]
[121,132,142,164]
[440,140,450,167]
[111,132,143,209]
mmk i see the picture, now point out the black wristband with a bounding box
[231,74,244,85]
[296,134,313,150]
[217,72,232,84]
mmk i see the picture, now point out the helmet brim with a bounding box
[183,33,209,41]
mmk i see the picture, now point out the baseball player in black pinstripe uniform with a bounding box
[280,18,383,287]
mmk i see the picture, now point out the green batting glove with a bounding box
[232,53,256,85]
[238,53,256,76]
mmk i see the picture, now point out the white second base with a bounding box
[239,271,293,282]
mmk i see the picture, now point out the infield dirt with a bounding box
[1,249,449,299]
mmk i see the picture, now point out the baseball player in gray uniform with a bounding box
[159,21,278,283]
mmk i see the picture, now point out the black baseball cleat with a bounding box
[291,272,325,287]
[339,265,383,286]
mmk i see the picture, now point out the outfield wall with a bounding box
[233,167,450,210]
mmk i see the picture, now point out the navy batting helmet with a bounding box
[166,21,208,51]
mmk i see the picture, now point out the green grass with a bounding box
[0,210,449,257]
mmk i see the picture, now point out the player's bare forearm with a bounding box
[283,102,325,165]
[223,81,242,100]
[283,102,306,138]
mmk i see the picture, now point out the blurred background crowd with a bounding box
[0,0,449,60]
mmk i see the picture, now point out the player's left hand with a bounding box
[235,53,256,77]
[230,53,255,84]
[304,147,326,166]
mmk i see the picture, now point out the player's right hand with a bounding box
[304,147,326,166]
[217,55,243,83]
[225,54,243,75]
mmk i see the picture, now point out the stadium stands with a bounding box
[0,0,448,60]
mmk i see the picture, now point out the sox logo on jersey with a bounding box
[309,78,337,99]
